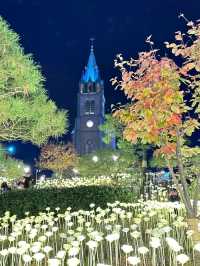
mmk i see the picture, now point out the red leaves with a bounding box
[123,128,137,143]
[167,114,182,126]
[122,71,132,82]
[155,143,176,157]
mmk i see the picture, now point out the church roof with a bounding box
[81,45,100,83]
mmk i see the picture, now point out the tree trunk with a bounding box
[176,129,195,218]
[187,218,200,264]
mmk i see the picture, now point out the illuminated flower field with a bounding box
[35,173,140,189]
[0,199,199,266]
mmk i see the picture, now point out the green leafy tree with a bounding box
[100,114,150,170]
[0,17,67,144]
[0,147,25,182]
[77,148,139,178]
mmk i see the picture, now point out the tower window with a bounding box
[85,100,95,115]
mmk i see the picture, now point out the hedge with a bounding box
[0,185,137,218]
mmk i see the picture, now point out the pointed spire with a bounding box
[81,39,100,83]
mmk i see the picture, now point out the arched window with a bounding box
[85,100,95,115]
[85,139,95,154]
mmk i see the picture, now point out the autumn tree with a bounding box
[0,17,67,144]
[112,18,200,220]
[39,143,77,177]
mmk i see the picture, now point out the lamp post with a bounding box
[0,145,16,157]
[112,155,119,162]
[92,155,99,163]
[35,169,39,184]
[72,168,79,176]
[112,154,119,178]
[24,165,31,175]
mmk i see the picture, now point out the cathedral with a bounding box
[73,44,114,155]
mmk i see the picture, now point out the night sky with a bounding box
[0,0,200,164]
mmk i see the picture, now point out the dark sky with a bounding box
[0,0,200,163]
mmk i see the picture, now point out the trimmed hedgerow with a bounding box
[0,185,137,218]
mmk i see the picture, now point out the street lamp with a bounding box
[112,155,119,161]
[7,145,16,155]
[24,165,31,174]
[73,168,79,175]
[92,155,99,163]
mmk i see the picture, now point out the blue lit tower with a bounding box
[73,44,107,155]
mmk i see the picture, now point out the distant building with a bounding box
[73,44,115,155]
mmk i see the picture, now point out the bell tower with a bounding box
[73,43,106,155]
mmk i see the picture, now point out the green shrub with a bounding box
[0,185,137,218]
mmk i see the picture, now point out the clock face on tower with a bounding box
[86,120,94,128]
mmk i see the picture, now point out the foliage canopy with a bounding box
[0,17,67,144]
[112,18,200,218]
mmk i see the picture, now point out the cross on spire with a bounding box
[90,38,95,52]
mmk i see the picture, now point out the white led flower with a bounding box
[138,246,149,255]
[106,233,120,242]
[194,243,200,252]
[43,245,53,254]
[127,256,141,265]
[8,247,17,254]
[18,240,27,247]
[121,244,133,254]
[176,254,189,265]
[31,245,41,253]
[68,246,79,257]
[130,231,141,239]
[23,254,32,263]
[67,257,80,266]
[77,235,85,242]
[56,250,66,259]
[86,240,98,250]
[48,258,60,266]
[17,248,26,256]
[0,249,8,256]
[38,235,47,242]
[149,237,161,249]
[33,252,45,262]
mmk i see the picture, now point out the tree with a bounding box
[112,19,200,219]
[0,147,25,182]
[39,143,77,177]
[77,148,140,178]
[0,17,67,144]
[100,114,151,170]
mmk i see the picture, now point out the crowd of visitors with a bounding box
[0,176,33,193]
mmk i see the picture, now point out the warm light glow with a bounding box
[24,165,31,173]
[92,155,99,162]
[73,168,79,174]
[112,155,119,161]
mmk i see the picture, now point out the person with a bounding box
[1,182,11,192]
[22,176,30,188]
[169,188,180,202]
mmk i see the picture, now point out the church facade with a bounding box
[73,45,113,155]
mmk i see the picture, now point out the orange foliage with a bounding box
[39,143,77,175]
[113,51,183,157]
[155,143,177,157]
[112,19,200,158]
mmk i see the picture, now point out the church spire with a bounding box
[81,39,100,83]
